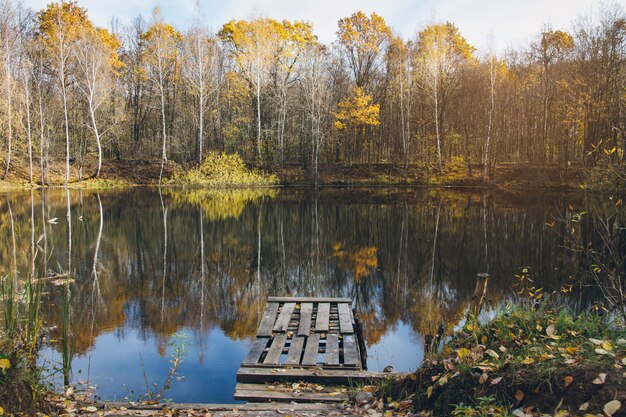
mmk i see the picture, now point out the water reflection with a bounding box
[0,187,594,402]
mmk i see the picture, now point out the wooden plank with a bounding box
[285,336,305,365]
[273,303,296,332]
[298,303,313,336]
[343,334,358,366]
[268,296,352,303]
[243,337,270,365]
[263,334,287,365]
[237,367,395,384]
[234,383,346,403]
[315,303,330,332]
[337,303,354,334]
[98,402,338,412]
[301,334,320,366]
[257,303,279,337]
[325,334,339,365]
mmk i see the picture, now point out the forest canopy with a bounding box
[0,1,623,185]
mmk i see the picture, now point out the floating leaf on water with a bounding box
[604,400,622,416]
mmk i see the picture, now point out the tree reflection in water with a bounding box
[0,187,602,401]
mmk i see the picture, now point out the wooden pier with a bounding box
[235,297,388,402]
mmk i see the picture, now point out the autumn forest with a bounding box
[0,1,623,186]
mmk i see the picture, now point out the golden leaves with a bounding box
[333,87,380,130]
[456,347,471,359]
[336,11,391,55]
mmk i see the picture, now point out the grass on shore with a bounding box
[386,300,625,417]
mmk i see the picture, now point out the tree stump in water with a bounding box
[469,273,490,318]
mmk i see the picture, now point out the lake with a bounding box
[0,187,594,403]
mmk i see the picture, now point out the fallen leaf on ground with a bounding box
[490,376,503,385]
[604,400,622,416]
[485,349,499,359]
[592,373,607,384]
[515,390,524,402]
[479,373,488,384]
[564,375,574,387]
[457,348,471,359]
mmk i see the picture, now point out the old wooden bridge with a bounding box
[235,296,390,403]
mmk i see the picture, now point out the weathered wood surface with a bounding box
[242,337,269,365]
[298,302,313,336]
[268,296,351,303]
[263,334,287,365]
[257,303,279,337]
[237,367,396,384]
[273,302,296,332]
[96,401,362,416]
[301,333,321,366]
[314,303,330,332]
[234,383,347,403]
[242,297,360,369]
[237,296,371,402]
[325,334,339,365]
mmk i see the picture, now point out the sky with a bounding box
[26,0,623,52]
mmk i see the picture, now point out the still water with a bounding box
[0,187,590,402]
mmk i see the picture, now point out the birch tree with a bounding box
[74,25,122,177]
[141,8,182,184]
[183,17,219,164]
[220,18,278,166]
[0,0,17,179]
[300,42,330,185]
[37,1,90,185]
[416,23,474,170]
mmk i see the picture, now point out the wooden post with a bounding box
[469,273,490,318]
[353,309,368,371]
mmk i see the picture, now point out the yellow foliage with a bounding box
[333,87,380,130]
[36,1,91,61]
[337,11,391,55]
[168,152,278,187]
[332,242,378,282]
